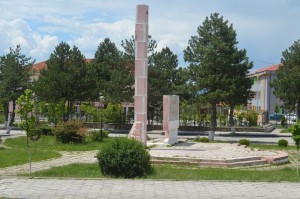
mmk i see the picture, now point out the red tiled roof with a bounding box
[32,58,93,73]
[32,61,47,73]
[254,64,281,74]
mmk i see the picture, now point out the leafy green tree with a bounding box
[271,40,300,116]
[184,13,250,140]
[33,42,90,121]
[80,102,100,122]
[0,45,34,132]
[45,101,65,126]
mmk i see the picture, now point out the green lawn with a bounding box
[4,136,300,182]
[4,135,109,151]
[250,143,295,151]
[0,135,109,168]
[29,163,300,182]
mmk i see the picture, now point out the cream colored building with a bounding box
[248,64,284,123]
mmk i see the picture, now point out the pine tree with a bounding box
[184,13,252,140]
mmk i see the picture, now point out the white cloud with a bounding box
[0,19,32,52]
[29,34,59,61]
[69,19,134,58]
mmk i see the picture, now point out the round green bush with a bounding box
[97,137,153,178]
[278,139,288,147]
[195,136,209,143]
[239,139,250,146]
[54,121,86,143]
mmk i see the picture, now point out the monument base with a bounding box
[163,129,178,145]
[129,121,146,144]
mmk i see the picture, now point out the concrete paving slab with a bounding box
[1,178,300,199]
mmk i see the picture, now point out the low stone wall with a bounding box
[83,122,275,133]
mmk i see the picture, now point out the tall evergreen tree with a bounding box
[148,47,179,121]
[271,40,300,116]
[33,42,89,120]
[0,45,34,132]
[184,13,252,140]
[91,38,133,103]
[226,50,253,128]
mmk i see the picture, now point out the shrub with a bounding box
[54,121,86,143]
[239,139,250,146]
[278,139,288,147]
[195,136,209,143]
[97,137,153,178]
[89,130,110,142]
[102,130,110,138]
[36,124,53,135]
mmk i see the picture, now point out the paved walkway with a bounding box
[149,142,278,159]
[1,178,300,199]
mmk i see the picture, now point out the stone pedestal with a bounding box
[163,95,179,145]
[129,5,149,145]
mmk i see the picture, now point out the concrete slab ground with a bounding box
[1,178,300,199]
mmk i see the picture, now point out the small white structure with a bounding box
[163,95,179,145]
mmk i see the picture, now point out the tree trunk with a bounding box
[64,101,71,121]
[297,145,299,177]
[209,103,217,141]
[6,101,16,134]
[229,105,235,134]
[4,102,9,129]
[297,99,300,119]
[27,135,32,178]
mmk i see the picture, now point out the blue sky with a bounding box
[0,0,300,71]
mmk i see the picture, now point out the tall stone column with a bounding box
[129,5,148,145]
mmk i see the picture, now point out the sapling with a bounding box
[16,89,38,178]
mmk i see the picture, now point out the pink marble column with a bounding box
[129,5,148,144]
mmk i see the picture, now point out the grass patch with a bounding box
[4,135,109,152]
[250,143,295,151]
[28,163,300,182]
[151,166,298,182]
[0,135,110,168]
[0,144,60,168]
[280,128,290,133]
